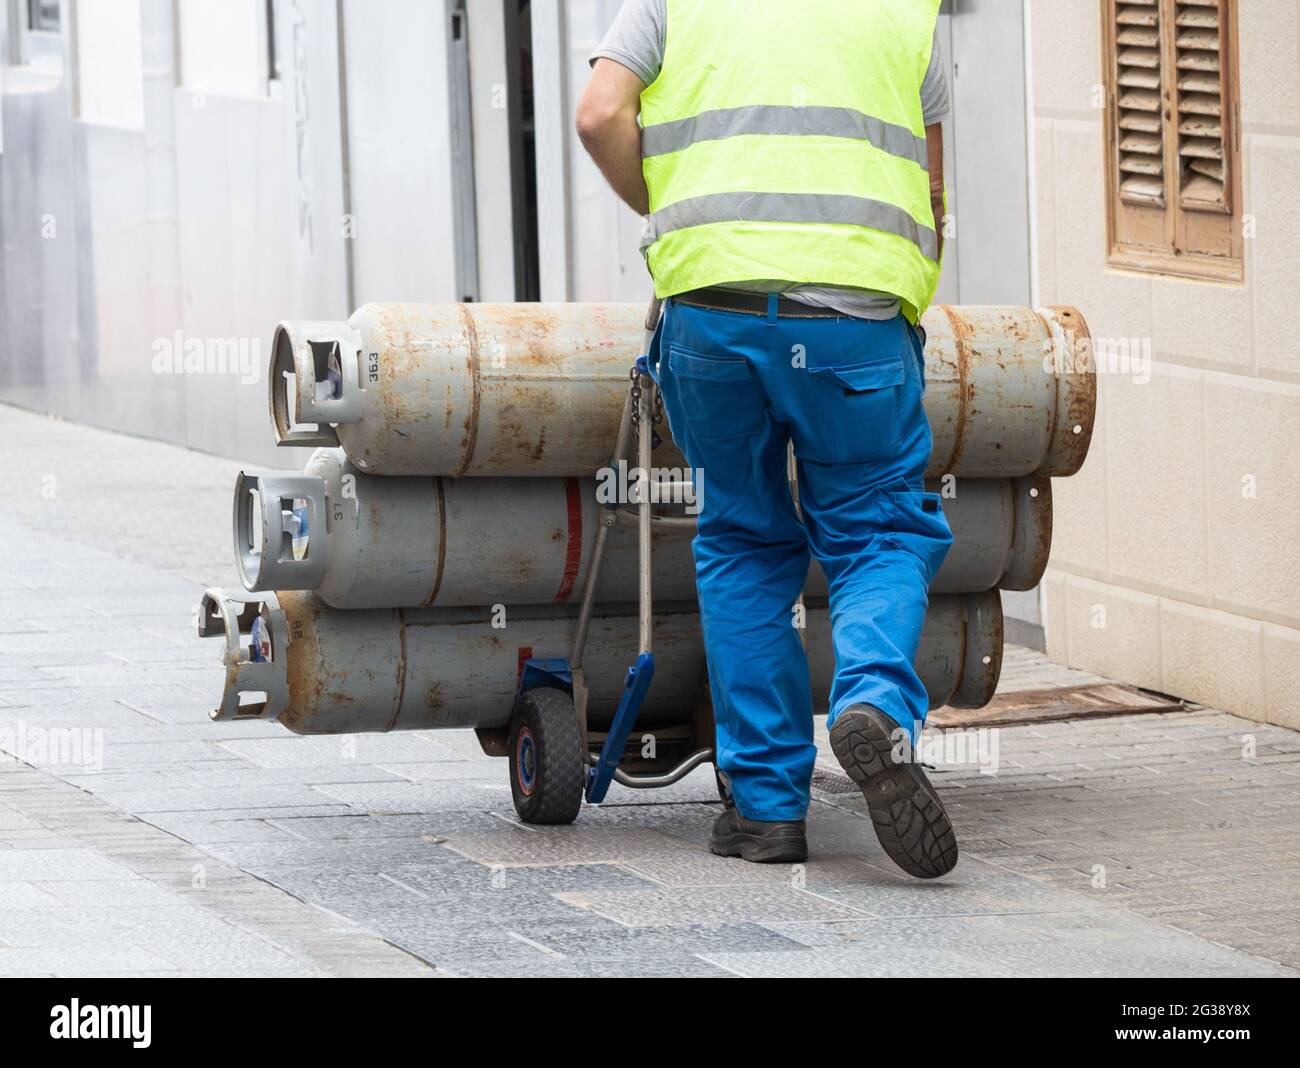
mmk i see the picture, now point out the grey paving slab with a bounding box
[756,911,1294,977]
[0,882,64,908]
[620,851,822,888]
[0,946,178,977]
[257,869,447,912]
[441,824,701,867]
[566,956,736,978]
[1,706,165,735]
[574,800,722,841]
[156,804,354,822]
[159,764,414,789]
[0,831,77,850]
[198,835,462,873]
[702,943,1013,978]
[516,920,809,961]
[131,814,303,844]
[264,811,503,840]
[802,862,1097,919]
[39,879,195,908]
[557,885,870,927]
[436,952,734,978]
[0,733,431,978]
[1,686,212,716]
[0,847,139,882]
[96,784,350,814]
[374,760,512,783]
[0,808,43,831]
[308,780,508,812]
[344,890,598,932]
[218,733,466,767]
[381,859,657,898]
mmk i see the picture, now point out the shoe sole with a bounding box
[830,709,958,879]
[710,832,808,864]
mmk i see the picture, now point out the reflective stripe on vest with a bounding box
[641,104,929,171]
[640,192,940,263]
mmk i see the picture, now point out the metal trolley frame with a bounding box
[506,298,719,823]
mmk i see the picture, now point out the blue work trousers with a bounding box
[651,296,952,822]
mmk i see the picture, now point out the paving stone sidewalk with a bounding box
[0,404,1296,977]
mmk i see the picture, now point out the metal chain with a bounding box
[629,366,665,431]
[629,368,665,447]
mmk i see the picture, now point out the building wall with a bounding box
[0,0,472,469]
[0,0,353,469]
[1028,0,1300,729]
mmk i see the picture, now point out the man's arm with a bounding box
[926,122,945,262]
[575,58,650,216]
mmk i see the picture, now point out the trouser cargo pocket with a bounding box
[802,353,906,464]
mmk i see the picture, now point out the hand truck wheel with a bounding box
[508,687,585,825]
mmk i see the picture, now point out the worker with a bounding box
[576,0,957,877]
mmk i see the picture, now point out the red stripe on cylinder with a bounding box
[554,477,584,602]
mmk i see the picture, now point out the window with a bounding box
[177,0,275,99]
[28,0,59,33]
[73,0,144,129]
[1103,0,1242,282]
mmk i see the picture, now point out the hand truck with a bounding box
[505,297,722,824]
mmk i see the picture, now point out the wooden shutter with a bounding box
[1102,0,1242,282]
[1173,0,1229,213]
[1115,0,1165,205]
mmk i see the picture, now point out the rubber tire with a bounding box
[508,687,585,825]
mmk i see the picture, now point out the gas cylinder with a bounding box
[235,451,1050,605]
[199,588,1004,734]
[270,303,1094,479]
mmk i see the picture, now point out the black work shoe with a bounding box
[829,705,958,879]
[709,807,808,864]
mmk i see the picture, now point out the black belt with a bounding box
[674,286,842,319]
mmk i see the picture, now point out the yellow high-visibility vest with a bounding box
[639,0,943,323]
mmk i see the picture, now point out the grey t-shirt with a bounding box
[591,0,951,320]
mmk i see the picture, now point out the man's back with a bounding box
[590,0,951,321]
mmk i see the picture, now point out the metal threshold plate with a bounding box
[927,683,1188,730]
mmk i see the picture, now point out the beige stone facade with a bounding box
[1030,0,1300,729]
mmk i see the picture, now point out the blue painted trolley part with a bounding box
[585,652,656,804]
[512,355,670,811]
[515,658,573,700]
